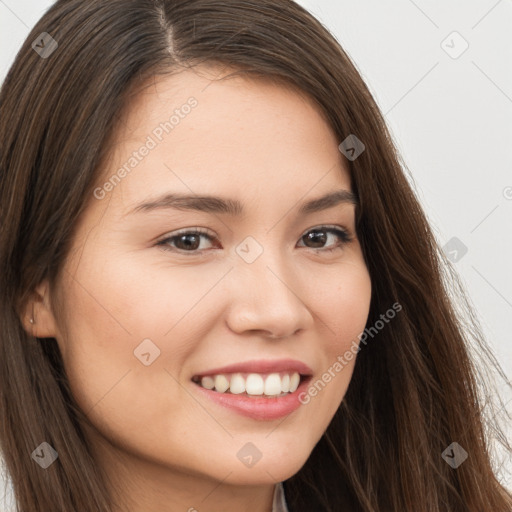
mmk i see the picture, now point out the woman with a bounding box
[0,1,510,511]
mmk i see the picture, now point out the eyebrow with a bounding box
[127,189,358,217]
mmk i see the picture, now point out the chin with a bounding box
[221,448,312,485]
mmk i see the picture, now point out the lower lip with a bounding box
[192,376,312,421]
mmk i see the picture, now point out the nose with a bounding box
[224,251,314,339]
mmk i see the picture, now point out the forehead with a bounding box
[95,65,352,218]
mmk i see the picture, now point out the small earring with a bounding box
[29,317,34,324]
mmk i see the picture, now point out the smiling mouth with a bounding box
[191,371,311,398]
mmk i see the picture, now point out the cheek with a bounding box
[88,248,220,337]
[310,261,372,348]
[62,246,198,347]
[56,275,133,411]
[56,269,187,455]
[298,262,371,417]
[56,249,212,413]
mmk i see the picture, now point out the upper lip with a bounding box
[192,358,314,378]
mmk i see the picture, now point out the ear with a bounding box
[20,279,60,339]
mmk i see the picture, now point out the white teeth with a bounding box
[281,374,290,393]
[196,371,303,396]
[214,374,230,393]
[289,372,300,393]
[229,373,246,394]
[264,373,282,396]
[246,374,264,395]
[201,376,215,390]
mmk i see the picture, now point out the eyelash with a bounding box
[155,225,353,255]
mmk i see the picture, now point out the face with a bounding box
[30,66,372,509]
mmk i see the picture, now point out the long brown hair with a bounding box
[1,1,511,510]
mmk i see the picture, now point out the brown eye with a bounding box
[155,225,352,256]
[156,228,216,253]
[298,227,352,252]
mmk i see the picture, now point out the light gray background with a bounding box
[1,0,511,508]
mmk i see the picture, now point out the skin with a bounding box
[23,65,372,512]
